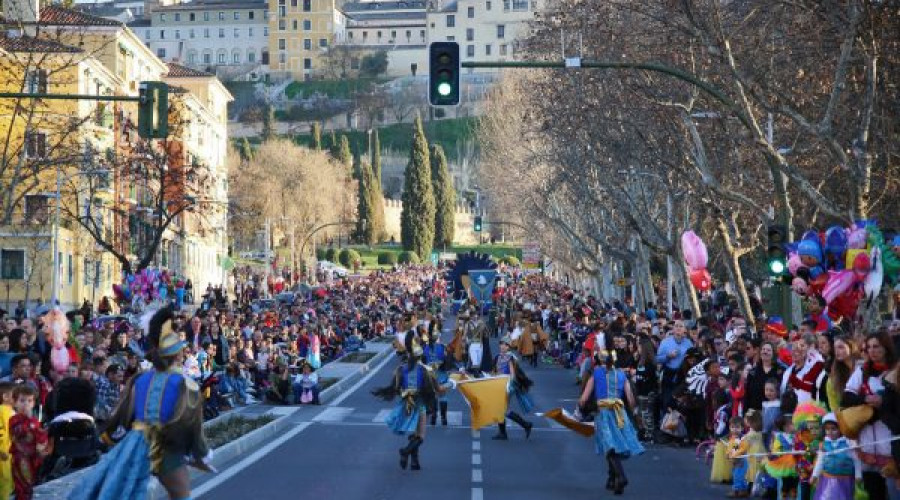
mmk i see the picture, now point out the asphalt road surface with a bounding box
[194,316,731,500]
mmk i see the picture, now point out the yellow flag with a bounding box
[457,375,509,430]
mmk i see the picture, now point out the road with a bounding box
[193,317,731,500]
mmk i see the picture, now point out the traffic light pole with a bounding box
[0,92,141,102]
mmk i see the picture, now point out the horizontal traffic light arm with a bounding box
[0,92,141,102]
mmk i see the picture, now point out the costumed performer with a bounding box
[491,337,534,440]
[70,307,212,500]
[810,413,862,500]
[578,349,645,495]
[423,322,453,426]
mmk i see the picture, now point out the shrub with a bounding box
[339,248,361,268]
[325,247,339,263]
[315,248,327,260]
[499,255,521,267]
[377,252,398,265]
[398,251,420,264]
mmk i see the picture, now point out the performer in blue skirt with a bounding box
[423,321,454,426]
[373,330,445,471]
[579,350,644,495]
[70,307,212,500]
[491,337,534,440]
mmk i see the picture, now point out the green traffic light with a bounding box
[768,259,786,275]
[437,82,452,96]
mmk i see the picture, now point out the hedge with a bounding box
[315,248,327,260]
[499,255,521,267]
[339,248,361,267]
[325,247,339,263]
[377,252,398,265]
[398,251,420,264]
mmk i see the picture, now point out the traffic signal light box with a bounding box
[138,81,169,139]
[429,42,460,106]
[766,224,787,276]
[474,215,483,232]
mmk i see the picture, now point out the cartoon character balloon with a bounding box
[46,308,71,375]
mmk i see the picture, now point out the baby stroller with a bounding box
[40,378,102,481]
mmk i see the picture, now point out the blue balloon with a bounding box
[824,225,848,255]
[801,230,820,242]
[798,239,823,262]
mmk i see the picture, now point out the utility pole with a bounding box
[666,189,674,319]
[51,165,61,307]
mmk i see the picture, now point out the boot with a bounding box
[410,439,423,471]
[610,454,628,495]
[492,422,508,440]
[606,455,617,490]
[429,410,437,426]
[508,411,533,439]
[399,436,421,470]
[440,402,448,426]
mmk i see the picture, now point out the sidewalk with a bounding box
[34,339,396,499]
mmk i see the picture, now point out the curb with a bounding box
[35,342,396,499]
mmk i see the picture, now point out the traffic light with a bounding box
[474,215,483,232]
[429,42,460,106]
[766,224,788,276]
[138,81,169,139]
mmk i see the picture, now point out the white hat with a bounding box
[822,412,838,426]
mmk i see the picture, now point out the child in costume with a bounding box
[9,385,48,500]
[792,401,826,500]
[810,413,862,500]
[710,390,733,484]
[0,382,15,500]
[726,415,750,498]
[761,379,782,436]
[765,414,798,500]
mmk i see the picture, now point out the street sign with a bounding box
[616,278,634,287]
[522,242,541,269]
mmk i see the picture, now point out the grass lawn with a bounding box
[293,117,478,160]
[284,78,386,99]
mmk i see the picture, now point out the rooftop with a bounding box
[37,5,124,26]
[342,0,426,12]
[166,62,213,78]
[0,33,83,53]
[153,0,268,11]
[345,11,425,21]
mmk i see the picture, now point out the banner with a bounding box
[454,374,509,430]
[522,242,541,269]
[468,269,497,305]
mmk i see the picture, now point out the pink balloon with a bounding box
[681,231,709,271]
[847,227,867,249]
[787,252,804,276]
[822,270,854,304]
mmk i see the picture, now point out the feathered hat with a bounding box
[143,307,185,358]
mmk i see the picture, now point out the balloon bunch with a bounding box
[785,221,900,321]
[111,268,186,311]
[682,230,712,292]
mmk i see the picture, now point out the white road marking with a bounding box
[372,409,392,423]
[196,422,312,499]
[472,469,483,483]
[472,454,481,465]
[312,406,354,422]
[472,441,481,451]
[447,410,464,426]
[472,488,483,500]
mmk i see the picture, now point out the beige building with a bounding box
[267,0,345,79]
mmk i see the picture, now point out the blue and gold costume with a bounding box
[588,363,644,495]
[424,341,452,425]
[71,308,210,500]
[386,363,431,435]
[491,340,534,440]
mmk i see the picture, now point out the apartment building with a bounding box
[267,0,344,79]
[338,0,426,47]
[136,0,270,77]
[426,0,538,69]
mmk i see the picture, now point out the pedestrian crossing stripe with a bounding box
[313,406,355,422]
[372,409,463,426]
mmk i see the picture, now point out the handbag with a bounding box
[661,409,686,437]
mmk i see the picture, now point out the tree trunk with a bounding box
[715,215,756,326]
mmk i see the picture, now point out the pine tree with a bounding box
[401,116,436,260]
[372,128,382,184]
[337,134,353,172]
[239,138,253,164]
[261,104,276,142]
[430,144,456,248]
[311,122,322,150]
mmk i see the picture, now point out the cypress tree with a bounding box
[401,116,436,260]
[328,129,338,156]
[372,128,382,184]
[355,158,376,245]
[311,122,322,150]
[239,137,253,163]
[430,144,456,248]
[337,134,353,172]
[261,104,275,142]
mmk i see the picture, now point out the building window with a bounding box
[405,30,411,40]
[219,28,225,37]
[278,19,285,30]
[234,11,240,19]
[188,52,197,63]
[291,0,297,7]
[485,43,491,55]
[190,12,195,20]
[233,52,240,63]
[204,28,210,38]
[391,30,396,39]
[0,250,25,280]
[248,51,256,62]
[319,38,327,47]
[24,70,48,93]
[218,52,226,63]
[24,195,49,223]
[420,29,425,39]
[145,29,151,39]
[512,0,527,9]
[190,28,195,38]
[303,38,311,49]
[303,19,311,30]
[174,13,180,21]
[279,53,286,63]
[362,31,367,39]
[249,27,254,36]
[203,52,212,63]
[499,43,507,55]
[204,12,209,20]
[249,11,254,19]
[264,11,269,20]
[467,6,474,17]
[446,35,455,41]
[446,14,455,27]
[234,27,240,37]
[466,44,474,57]
[466,28,474,41]
[377,30,382,39]
[348,31,354,39]
[159,29,165,39]
[264,27,269,36]
[175,29,180,39]
[160,13,166,21]
[292,19,297,29]
[486,0,491,9]
[67,253,72,284]
[497,24,505,38]
[303,0,311,10]
[157,48,166,58]
[278,38,286,50]
[218,11,225,20]
[278,5,286,16]
[303,58,311,69]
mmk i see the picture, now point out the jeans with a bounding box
[732,458,748,492]
[221,375,249,402]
